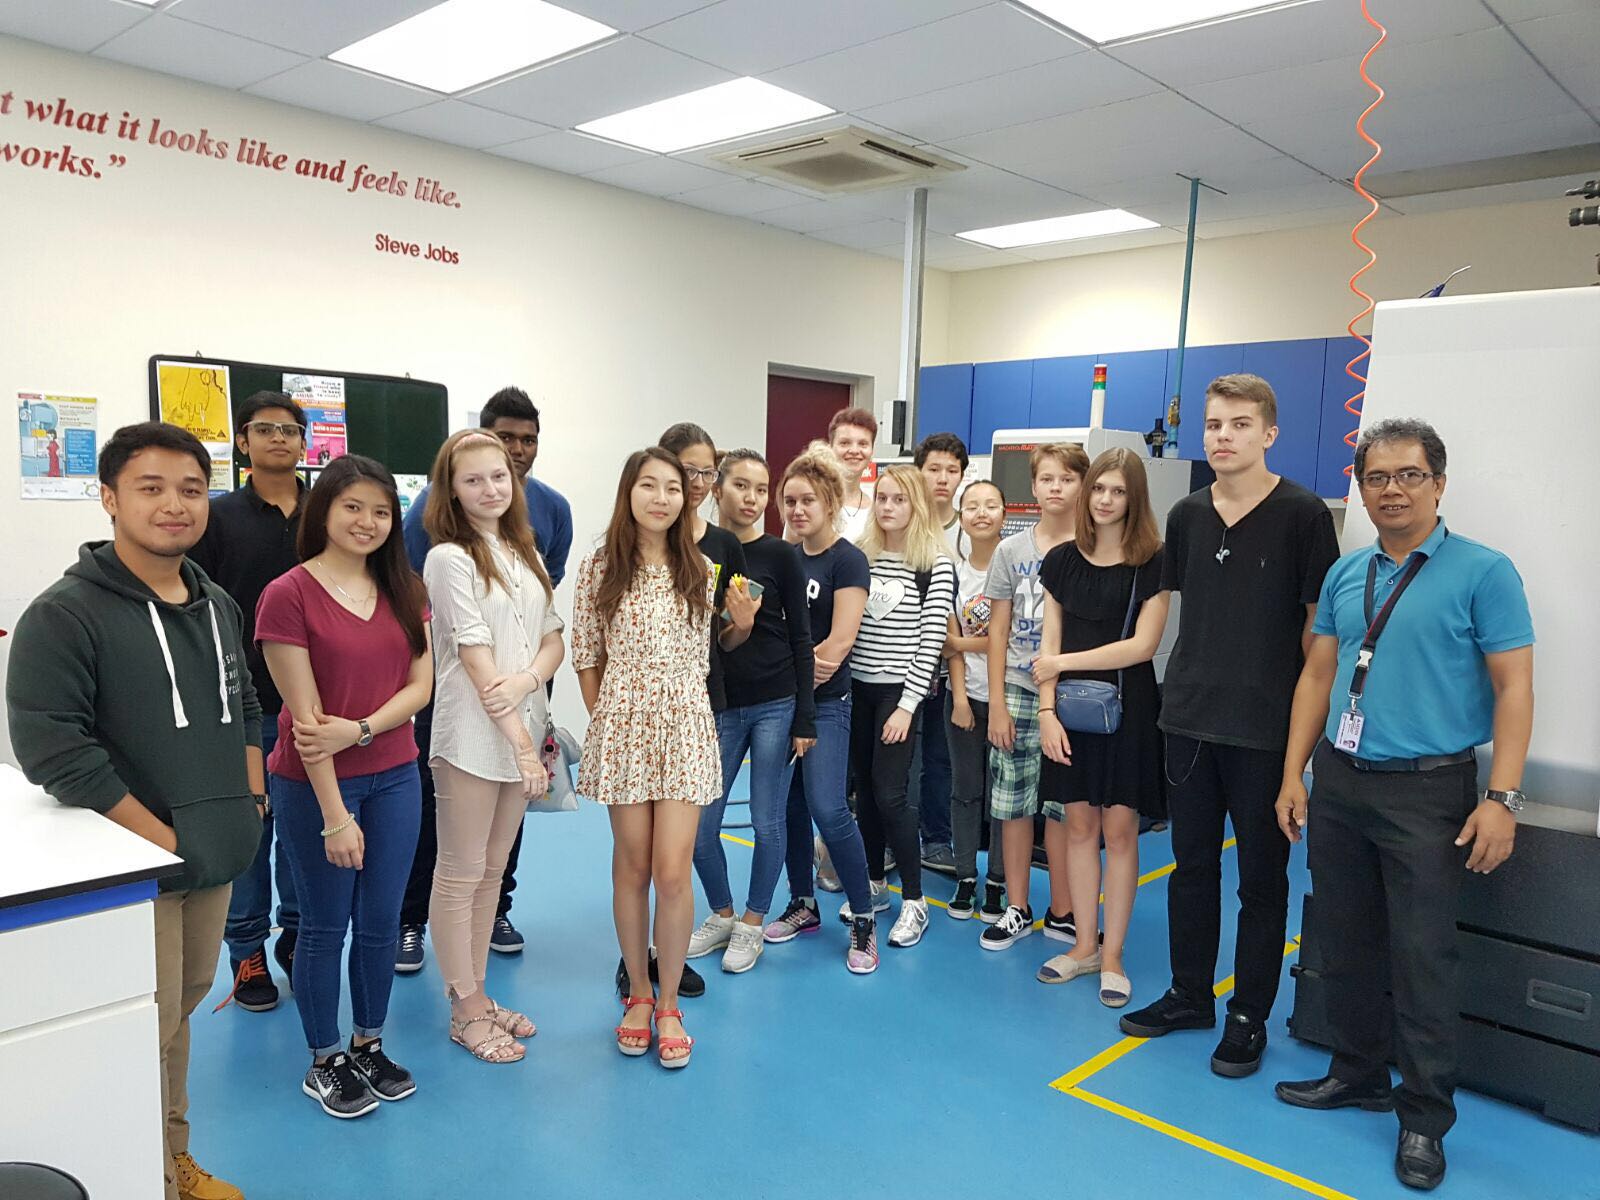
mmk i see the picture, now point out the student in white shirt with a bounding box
[422,430,565,1064]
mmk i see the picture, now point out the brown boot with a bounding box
[173,1152,244,1200]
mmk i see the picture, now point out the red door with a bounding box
[765,375,852,535]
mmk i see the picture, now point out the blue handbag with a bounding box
[1054,566,1139,735]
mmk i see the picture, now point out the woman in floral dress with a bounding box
[572,446,724,1069]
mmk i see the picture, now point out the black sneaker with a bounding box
[615,951,706,999]
[395,924,425,974]
[489,915,524,954]
[979,904,1034,951]
[273,928,296,986]
[348,1037,416,1101]
[1210,1012,1267,1078]
[1042,909,1077,943]
[302,1053,378,1119]
[978,881,1006,924]
[225,951,279,1012]
[947,878,978,920]
[1119,987,1217,1038]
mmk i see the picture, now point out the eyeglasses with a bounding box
[1359,469,1439,491]
[245,421,303,440]
[961,501,1004,514]
[683,467,719,484]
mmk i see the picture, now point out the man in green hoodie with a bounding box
[7,421,264,1200]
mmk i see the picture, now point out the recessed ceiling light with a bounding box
[329,0,615,94]
[577,78,833,154]
[1015,1,1321,45]
[957,209,1160,249]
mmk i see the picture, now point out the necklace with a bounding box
[310,559,375,606]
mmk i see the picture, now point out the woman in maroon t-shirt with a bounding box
[258,455,433,1120]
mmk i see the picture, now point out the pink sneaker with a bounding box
[846,915,879,975]
[764,898,822,944]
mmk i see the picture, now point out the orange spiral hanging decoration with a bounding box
[1342,0,1388,477]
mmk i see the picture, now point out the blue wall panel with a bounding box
[916,363,974,445]
[1315,336,1368,498]
[1027,355,1096,428]
[1243,338,1326,491]
[970,359,1034,453]
[1164,343,1244,459]
[1096,350,1169,441]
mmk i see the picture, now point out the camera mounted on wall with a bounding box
[1568,178,1600,228]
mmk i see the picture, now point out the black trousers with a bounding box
[849,681,923,901]
[1165,734,1291,1024]
[399,703,526,928]
[1310,739,1476,1140]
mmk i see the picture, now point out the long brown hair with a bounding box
[595,447,711,626]
[297,455,428,656]
[1075,448,1162,567]
[422,429,553,600]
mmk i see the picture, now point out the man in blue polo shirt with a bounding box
[1272,418,1534,1192]
[396,387,572,970]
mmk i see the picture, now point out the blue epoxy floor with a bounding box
[183,778,1596,1199]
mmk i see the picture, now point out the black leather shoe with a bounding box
[1395,1130,1446,1190]
[1275,1074,1395,1112]
[615,952,706,999]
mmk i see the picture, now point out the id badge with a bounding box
[1334,708,1365,754]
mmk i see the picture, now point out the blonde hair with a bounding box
[858,463,950,571]
[424,429,553,600]
[781,444,847,519]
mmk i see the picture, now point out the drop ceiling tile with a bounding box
[557,0,720,32]
[1105,0,1496,88]
[672,176,814,216]
[0,0,148,54]
[1488,0,1597,19]
[1011,227,1188,261]
[934,248,1031,271]
[244,60,436,122]
[642,0,988,76]
[857,50,1154,144]
[810,218,907,250]
[1288,111,1600,179]
[763,3,1079,114]
[1514,13,1600,109]
[1136,180,1364,225]
[1193,206,1382,240]
[486,129,652,173]
[467,36,732,128]
[584,155,735,195]
[94,12,306,89]
[1080,169,1343,219]
[165,0,441,57]
[375,101,554,150]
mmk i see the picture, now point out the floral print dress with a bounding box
[571,550,721,806]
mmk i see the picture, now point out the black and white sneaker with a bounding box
[348,1038,416,1101]
[302,1053,378,1119]
[979,904,1034,951]
[395,924,425,974]
[1042,909,1077,943]
[977,881,1006,924]
[947,878,978,920]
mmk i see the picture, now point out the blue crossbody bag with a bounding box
[1053,566,1139,735]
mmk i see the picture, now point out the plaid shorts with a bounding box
[987,681,1064,822]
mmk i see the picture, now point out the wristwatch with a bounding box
[356,719,374,747]
[1486,788,1526,813]
[253,792,270,816]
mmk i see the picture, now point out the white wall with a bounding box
[0,35,948,751]
[937,196,1592,363]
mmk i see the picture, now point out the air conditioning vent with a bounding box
[713,126,963,194]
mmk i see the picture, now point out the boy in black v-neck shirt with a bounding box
[1119,375,1338,1079]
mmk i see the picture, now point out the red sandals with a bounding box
[615,996,654,1057]
[654,1007,693,1070]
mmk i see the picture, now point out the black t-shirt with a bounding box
[798,537,872,702]
[698,524,746,713]
[1158,478,1339,751]
[187,477,306,716]
[1041,543,1166,686]
[720,534,817,738]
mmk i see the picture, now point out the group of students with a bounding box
[4,370,1534,1198]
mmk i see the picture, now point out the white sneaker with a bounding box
[721,922,764,974]
[815,836,843,893]
[888,897,929,948]
[837,881,892,924]
[687,913,736,959]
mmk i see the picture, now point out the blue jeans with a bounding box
[911,676,953,850]
[273,762,421,1057]
[224,723,300,960]
[693,696,796,918]
[783,694,872,914]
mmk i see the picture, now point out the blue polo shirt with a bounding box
[1312,519,1533,761]
[403,474,572,587]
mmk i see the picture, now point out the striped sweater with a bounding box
[853,552,958,713]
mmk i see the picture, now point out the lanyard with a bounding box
[1348,547,1432,709]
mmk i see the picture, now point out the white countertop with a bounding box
[0,763,181,907]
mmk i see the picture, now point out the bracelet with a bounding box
[321,813,355,839]
[525,668,543,693]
